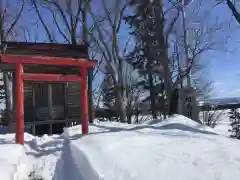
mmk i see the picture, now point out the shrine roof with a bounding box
[0,41,97,74]
[2,41,88,58]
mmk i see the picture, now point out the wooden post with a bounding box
[16,63,24,144]
[12,72,16,130]
[48,83,53,135]
[88,67,94,123]
[32,125,36,136]
[64,83,69,127]
[80,67,89,134]
[32,85,36,135]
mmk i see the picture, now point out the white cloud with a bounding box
[213,81,223,87]
[211,80,240,98]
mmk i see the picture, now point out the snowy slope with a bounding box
[0,114,240,180]
[210,110,233,136]
[64,115,240,180]
[0,143,23,180]
[0,133,65,180]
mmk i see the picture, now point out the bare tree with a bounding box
[30,0,136,123]
[30,0,89,43]
[30,0,104,123]
[85,0,138,122]
[215,0,240,24]
[169,1,230,92]
[201,109,225,128]
[0,0,25,126]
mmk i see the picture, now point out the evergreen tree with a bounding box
[101,65,116,110]
[100,64,138,122]
[228,108,240,139]
[124,0,166,118]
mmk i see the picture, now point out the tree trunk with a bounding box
[4,72,13,126]
[119,101,126,123]
[126,103,132,124]
[135,104,139,123]
[227,0,240,24]
[148,72,157,119]
[169,88,179,115]
[154,0,173,114]
[116,86,126,123]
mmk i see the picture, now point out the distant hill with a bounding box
[200,97,240,106]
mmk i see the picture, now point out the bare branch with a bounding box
[6,0,25,37]
[31,0,54,42]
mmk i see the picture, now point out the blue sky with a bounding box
[204,2,240,98]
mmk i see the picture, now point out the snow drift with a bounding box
[1,115,240,180]
[63,115,240,180]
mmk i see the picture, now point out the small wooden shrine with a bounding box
[0,41,97,144]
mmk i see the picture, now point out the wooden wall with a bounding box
[24,82,81,123]
[65,82,81,121]
[24,83,34,121]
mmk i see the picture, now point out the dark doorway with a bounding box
[34,83,65,135]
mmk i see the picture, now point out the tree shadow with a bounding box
[67,122,218,142]
[25,136,66,157]
[86,123,218,136]
[68,134,85,141]
[146,119,163,125]
[0,138,15,144]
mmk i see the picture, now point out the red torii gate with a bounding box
[0,42,97,145]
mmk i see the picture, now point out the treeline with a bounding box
[0,0,239,124]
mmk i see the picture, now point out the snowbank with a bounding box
[1,114,240,180]
[0,133,30,180]
[0,144,24,180]
[0,133,64,180]
[64,115,240,180]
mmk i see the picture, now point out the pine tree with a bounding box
[124,0,166,118]
[101,66,116,110]
[228,108,240,139]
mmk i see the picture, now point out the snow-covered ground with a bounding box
[0,133,65,180]
[213,114,232,136]
[199,110,231,136]
[1,115,240,180]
